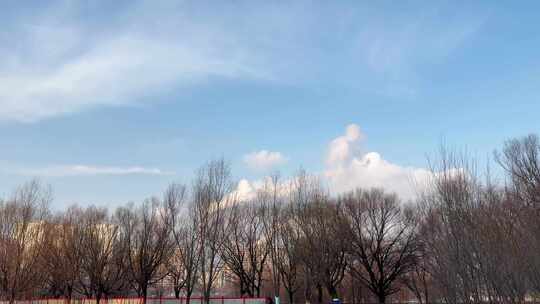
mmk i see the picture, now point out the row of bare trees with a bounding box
[408,135,540,304]
[1,135,540,304]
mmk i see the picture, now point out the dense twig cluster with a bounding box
[1,135,540,304]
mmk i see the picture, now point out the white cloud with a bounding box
[232,176,291,203]
[237,124,436,201]
[19,165,174,177]
[234,179,257,202]
[324,124,432,200]
[244,150,287,171]
[326,124,365,167]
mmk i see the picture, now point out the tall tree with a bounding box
[165,183,201,301]
[0,180,51,303]
[342,188,419,304]
[497,135,540,294]
[221,201,270,296]
[290,171,349,303]
[260,174,284,299]
[497,134,540,205]
[193,159,233,304]
[76,206,127,304]
[117,197,174,304]
[275,206,303,304]
[41,207,82,300]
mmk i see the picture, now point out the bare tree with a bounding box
[193,159,233,304]
[494,136,540,298]
[418,151,484,303]
[496,134,540,295]
[401,226,431,304]
[0,180,51,303]
[221,201,270,296]
[41,207,82,300]
[295,199,348,303]
[171,221,200,301]
[342,188,419,304]
[291,171,348,303]
[260,174,284,299]
[164,184,189,298]
[287,170,318,304]
[418,147,532,303]
[497,134,540,205]
[165,183,201,301]
[117,197,174,304]
[274,206,303,304]
[75,206,127,304]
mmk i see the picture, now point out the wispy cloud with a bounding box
[0,34,269,122]
[0,1,278,122]
[0,1,487,122]
[353,6,487,98]
[18,165,174,177]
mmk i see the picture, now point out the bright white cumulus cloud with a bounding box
[244,150,287,171]
[236,124,434,201]
[234,179,258,202]
[19,165,174,177]
[325,124,432,200]
[326,124,365,166]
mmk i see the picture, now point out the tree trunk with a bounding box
[240,279,245,296]
[377,293,386,304]
[204,289,211,304]
[186,291,192,304]
[304,276,312,304]
[423,277,429,304]
[288,291,294,304]
[256,283,261,297]
[327,285,338,300]
[142,286,148,304]
[9,290,16,304]
[67,286,73,304]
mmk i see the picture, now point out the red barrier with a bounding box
[0,297,271,304]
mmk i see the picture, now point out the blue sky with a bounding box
[1,0,539,209]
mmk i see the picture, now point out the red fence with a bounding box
[0,297,271,304]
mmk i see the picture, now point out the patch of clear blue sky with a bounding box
[0,0,539,208]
